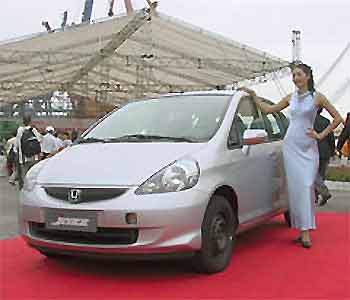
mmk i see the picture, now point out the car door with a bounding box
[226,96,275,223]
[262,111,289,209]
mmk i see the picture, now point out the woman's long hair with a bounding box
[292,63,316,95]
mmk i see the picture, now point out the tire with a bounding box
[284,210,292,227]
[192,195,237,274]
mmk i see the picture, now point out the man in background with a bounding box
[336,112,350,160]
[314,108,335,206]
[62,132,72,148]
[5,130,17,184]
[16,114,42,189]
[42,126,59,159]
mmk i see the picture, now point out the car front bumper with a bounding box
[19,185,210,255]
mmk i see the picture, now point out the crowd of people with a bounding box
[2,114,79,188]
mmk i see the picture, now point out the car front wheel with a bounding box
[192,195,237,274]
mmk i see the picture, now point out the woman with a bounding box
[239,63,342,248]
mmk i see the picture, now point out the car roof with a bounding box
[118,90,236,106]
[162,90,236,97]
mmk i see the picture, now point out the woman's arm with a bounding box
[309,93,342,141]
[237,87,291,113]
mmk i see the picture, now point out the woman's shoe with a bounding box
[301,240,312,248]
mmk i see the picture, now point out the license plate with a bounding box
[45,209,97,232]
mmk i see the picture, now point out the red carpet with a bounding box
[1,213,349,300]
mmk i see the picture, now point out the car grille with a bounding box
[44,187,128,203]
[29,222,138,245]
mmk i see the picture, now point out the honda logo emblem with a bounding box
[68,189,82,204]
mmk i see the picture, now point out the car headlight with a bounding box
[135,159,200,195]
[22,161,46,192]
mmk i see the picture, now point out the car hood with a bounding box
[38,142,205,186]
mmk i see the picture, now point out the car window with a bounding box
[258,98,289,139]
[230,96,265,146]
[278,112,289,132]
[83,95,231,143]
[227,116,241,148]
[264,113,283,140]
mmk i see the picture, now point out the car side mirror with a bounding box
[243,129,268,146]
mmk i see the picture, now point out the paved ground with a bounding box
[0,177,20,239]
[329,156,350,167]
[0,177,349,240]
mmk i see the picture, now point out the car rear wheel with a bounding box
[192,195,237,274]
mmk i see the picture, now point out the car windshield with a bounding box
[82,94,231,143]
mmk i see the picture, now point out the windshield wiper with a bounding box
[76,137,106,144]
[106,134,196,143]
[157,136,196,143]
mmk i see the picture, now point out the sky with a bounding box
[1,0,349,116]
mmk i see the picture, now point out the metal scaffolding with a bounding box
[0,9,289,104]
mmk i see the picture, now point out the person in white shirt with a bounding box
[16,114,42,188]
[42,126,59,159]
[62,132,72,148]
[54,132,65,151]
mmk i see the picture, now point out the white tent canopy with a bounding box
[0,9,289,104]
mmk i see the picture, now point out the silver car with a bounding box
[19,91,291,273]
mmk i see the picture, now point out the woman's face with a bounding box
[292,67,310,90]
